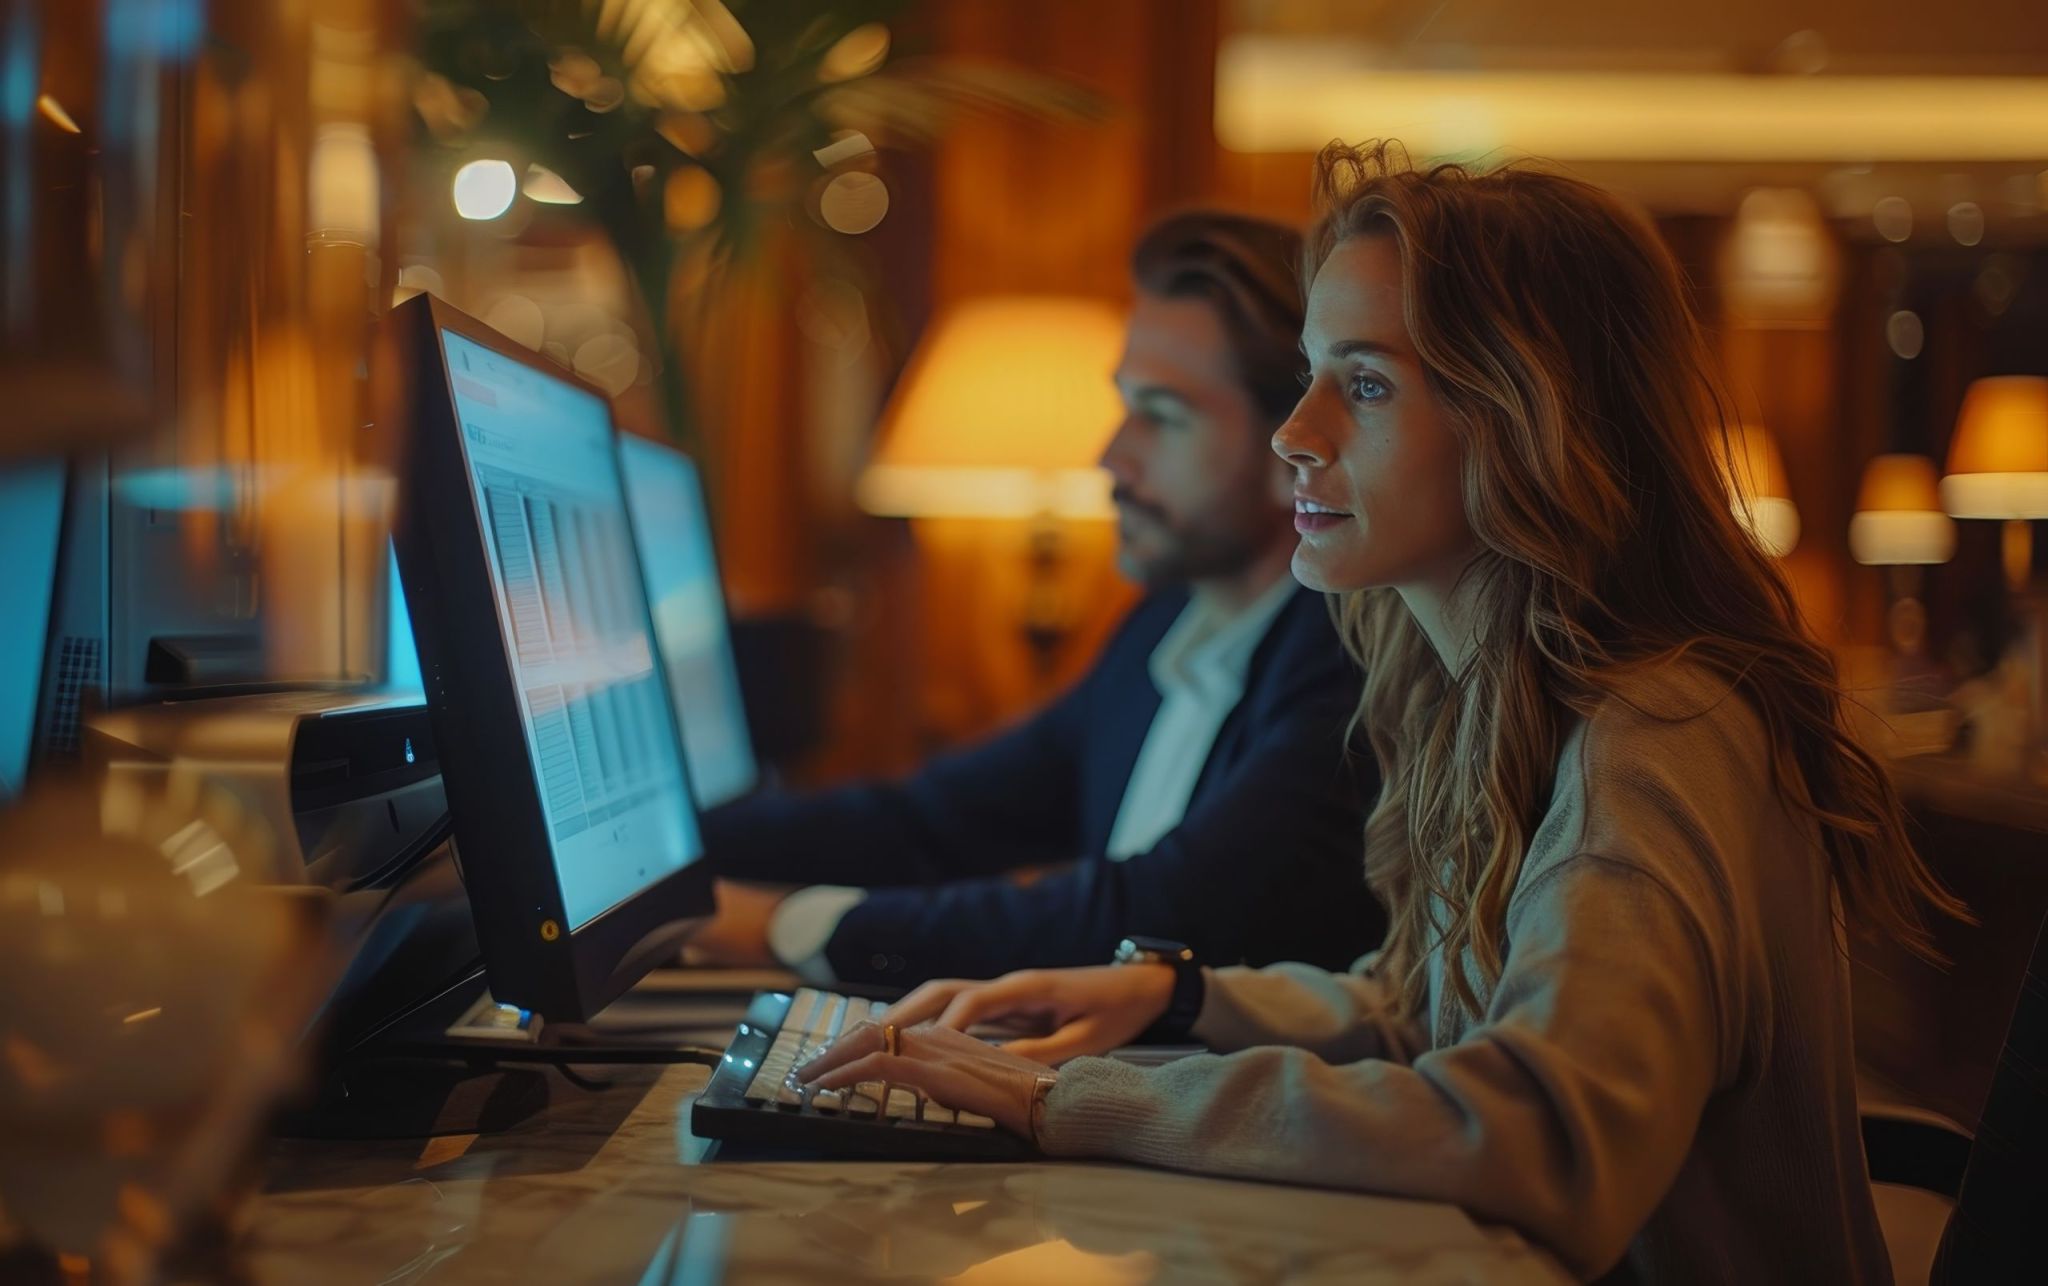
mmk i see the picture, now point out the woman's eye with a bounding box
[1295,369,1312,390]
[1350,373,1389,403]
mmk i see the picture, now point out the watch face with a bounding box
[1117,936,1192,963]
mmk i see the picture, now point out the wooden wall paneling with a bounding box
[881,0,1184,748]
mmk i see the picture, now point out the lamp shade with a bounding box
[856,296,1126,520]
[1940,375,2048,519]
[1721,422,1800,557]
[1849,454,1955,565]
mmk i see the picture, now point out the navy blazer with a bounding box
[700,586,1385,988]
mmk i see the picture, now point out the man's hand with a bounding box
[681,879,794,968]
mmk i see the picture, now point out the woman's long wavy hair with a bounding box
[1314,142,1967,1017]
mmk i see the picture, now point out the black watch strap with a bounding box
[1115,936,1206,1043]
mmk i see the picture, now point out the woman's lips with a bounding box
[1294,499,1350,534]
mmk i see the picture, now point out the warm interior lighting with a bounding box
[522,164,583,205]
[309,124,379,240]
[1850,455,1955,565]
[35,93,80,134]
[857,297,1125,520]
[1721,423,1800,558]
[820,23,889,83]
[1721,189,1837,328]
[451,159,517,220]
[1942,376,2048,518]
[1942,375,2048,588]
[1215,39,2048,161]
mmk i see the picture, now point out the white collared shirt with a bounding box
[1102,575,1295,858]
[765,577,1298,983]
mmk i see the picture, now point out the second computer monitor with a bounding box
[617,435,758,810]
[391,295,712,1020]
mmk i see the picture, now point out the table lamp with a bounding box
[1722,422,1800,558]
[857,296,1126,673]
[1851,454,1956,568]
[1940,375,2048,591]
[1851,454,1955,678]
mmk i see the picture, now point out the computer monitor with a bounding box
[617,436,758,809]
[389,295,712,1021]
[1,459,66,799]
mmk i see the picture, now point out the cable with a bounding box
[338,1041,725,1074]
[486,1044,726,1067]
[344,809,456,894]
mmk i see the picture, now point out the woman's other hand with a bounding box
[881,964,1175,1064]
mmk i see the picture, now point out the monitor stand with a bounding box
[280,860,730,1142]
[277,970,559,1140]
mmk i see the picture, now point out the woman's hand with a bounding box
[881,964,1175,1064]
[794,1020,1053,1138]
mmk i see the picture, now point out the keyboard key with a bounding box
[921,1102,954,1125]
[956,1111,995,1130]
[885,1087,919,1120]
[844,1089,881,1118]
[811,1089,844,1113]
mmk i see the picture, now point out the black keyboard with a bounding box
[690,989,1035,1160]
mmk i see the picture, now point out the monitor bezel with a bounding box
[616,433,761,808]
[389,294,712,1022]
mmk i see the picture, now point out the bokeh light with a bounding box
[821,24,890,82]
[482,295,545,350]
[819,172,889,234]
[1886,310,1925,360]
[1873,196,1914,243]
[452,159,517,220]
[522,165,583,205]
[665,167,722,232]
[391,264,446,306]
[573,333,639,396]
[1947,201,1985,246]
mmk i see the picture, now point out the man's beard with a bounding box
[1112,487,1269,588]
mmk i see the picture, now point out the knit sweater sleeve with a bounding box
[1037,854,1727,1282]
[1189,959,1424,1065]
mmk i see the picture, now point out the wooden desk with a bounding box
[249,1063,1569,1284]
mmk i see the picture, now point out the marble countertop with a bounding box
[248,1063,1571,1284]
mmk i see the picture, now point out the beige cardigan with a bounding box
[1039,665,1891,1284]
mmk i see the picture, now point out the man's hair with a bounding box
[1130,210,1306,425]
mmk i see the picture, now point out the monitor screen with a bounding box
[618,436,758,809]
[384,540,423,696]
[439,329,702,931]
[0,460,65,799]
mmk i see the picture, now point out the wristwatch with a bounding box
[1113,936,1205,1043]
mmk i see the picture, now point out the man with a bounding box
[689,211,1384,988]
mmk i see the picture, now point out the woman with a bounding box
[798,143,1962,1283]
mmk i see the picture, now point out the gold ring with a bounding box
[882,1023,901,1057]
